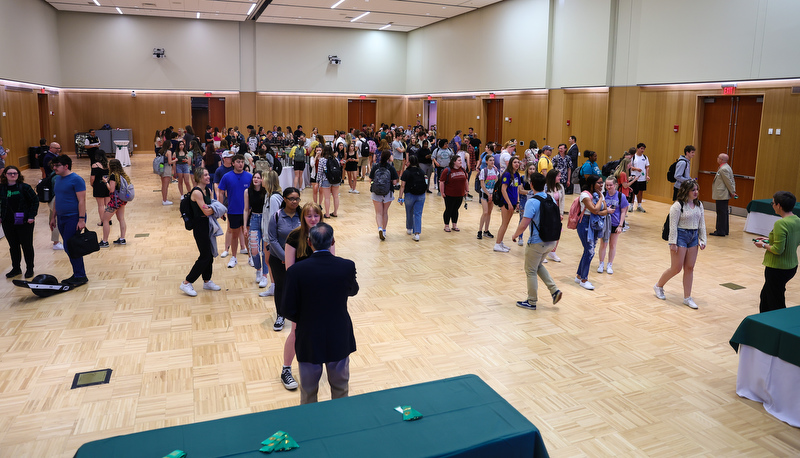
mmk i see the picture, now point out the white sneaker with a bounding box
[220,250,229,258]
[407,229,413,235]
[653,285,666,300]
[248,257,255,267]
[258,276,269,288]
[227,258,237,268]
[348,189,354,193]
[542,258,548,263]
[352,190,360,194]
[413,234,420,241]
[606,264,614,275]
[162,200,173,206]
[240,249,249,254]
[52,242,64,250]
[579,280,595,290]
[500,242,512,251]
[548,252,561,262]
[517,238,524,246]
[180,195,185,201]
[597,262,604,273]
[575,277,581,284]
[180,282,197,297]
[494,243,508,252]
[258,283,276,297]
[683,297,698,309]
[382,230,387,239]
[203,281,221,291]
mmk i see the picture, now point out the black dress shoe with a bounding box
[5,268,22,278]
[709,232,724,236]
[24,269,34,279]
[63,276,89,286]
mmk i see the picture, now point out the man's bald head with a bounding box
[50,142,62,153]
[718,153,729,163]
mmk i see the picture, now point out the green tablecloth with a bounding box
[730,306,800,367]
[74,374,548,458]
[745,199,800,217]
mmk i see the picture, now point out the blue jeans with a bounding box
[249,213,267,271]
[518,193,529,239]
[404,193,426,234]
[57,214,87,279]
[576,215,596,280]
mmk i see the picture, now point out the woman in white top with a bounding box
[575,175,609,290]
[544,169,565,262]
[478,155,499,240]
[309,145,322,205]
[597,176,629,274]
[653,179,706,309]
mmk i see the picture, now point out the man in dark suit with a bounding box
[282,223,359,404]
[565,135,579,194]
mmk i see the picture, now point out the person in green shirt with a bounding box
[754,191,800,313]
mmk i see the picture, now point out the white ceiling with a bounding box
[44,0,503,32]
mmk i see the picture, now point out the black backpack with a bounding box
[360,140,370,158]
[37,172,56,203]
[325,158,343,184]
[667,159,679,182]
[661,201,684,241]
[531,194,563,242]
[602,159,620,178]
[180,187,201,230]
[372,166,392,195]
[492,178,505,207]
[406,167,427,195]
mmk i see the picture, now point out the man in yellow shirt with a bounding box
[537,145,553,174]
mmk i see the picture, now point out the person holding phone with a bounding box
[753,191,800,313]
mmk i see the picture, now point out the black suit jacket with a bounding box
[567,144,579,166]
[283,251,359,364]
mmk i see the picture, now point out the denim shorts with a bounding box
[676,228,698,248]
[176,163,191,174]
[319,177,332,189]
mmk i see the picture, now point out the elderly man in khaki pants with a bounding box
[710,153,737,236]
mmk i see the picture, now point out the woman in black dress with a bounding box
[344,142,359,194]
[90,152,111,227]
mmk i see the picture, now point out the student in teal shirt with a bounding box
[754,191,800,313]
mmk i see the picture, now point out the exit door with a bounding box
[423,100,437,129]
[697,95,762,210]
[485,99,503,144]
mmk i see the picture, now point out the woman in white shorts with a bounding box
[369,150,399,240]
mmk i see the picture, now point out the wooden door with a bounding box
[38,93,50,141]
[697,96,761,208]
[347,99,360,132]
[208,97,226,131]
[485,99,503,144]
[348,100,378,132]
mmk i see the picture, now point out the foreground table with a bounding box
[75,374,548,457]
[730,307,800,427]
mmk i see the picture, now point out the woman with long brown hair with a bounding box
[98,159,130,247]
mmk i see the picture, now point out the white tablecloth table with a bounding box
[114,140,131,167]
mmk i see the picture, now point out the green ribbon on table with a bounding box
[260,431,299,453]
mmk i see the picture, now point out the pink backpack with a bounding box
[567,196,582,230]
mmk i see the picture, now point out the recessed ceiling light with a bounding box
[350,11,369,22]
[379,24,390,30]
[247,3,256,15]
[331,0,345,8]
[116,7,123,14]
[92,0,100,6]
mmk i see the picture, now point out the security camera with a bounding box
[153,48,166,59]
[131,91,136,98]
[328,55,341,65]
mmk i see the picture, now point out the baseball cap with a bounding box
[542,145,553,151]
[222,151,234,158]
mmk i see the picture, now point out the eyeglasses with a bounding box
[5,171,18,176]
[286,197,301,202]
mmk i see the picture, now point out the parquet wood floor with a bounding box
[1,158,798,457]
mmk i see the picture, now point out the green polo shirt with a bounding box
[763,215,800,270]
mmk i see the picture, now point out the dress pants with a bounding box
[2,220,35,271]
[298,357,350,404]
[186,218,213,283]
[715,199,729,235]
[759,266,797,313]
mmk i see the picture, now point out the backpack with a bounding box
[191,151,203,171]
[406,167,428,195]
[248,136,258,153]
[602,159,620,178]
[449,138,458,152]
[272,156,283,175]
[372,165,392,195]
[531,195,563,242]
[368,139,377,154]
[667,159,679,182]
[567,196,583,230]
[491,177,505,207]
[360,140,370,158]
[662,201,684,241]
[153,154,165,175]
[325,158,343,184]
[116,175,135,202]
[37,172,56,203]
[179,187,200,230]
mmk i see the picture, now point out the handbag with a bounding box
[66,228,100,259]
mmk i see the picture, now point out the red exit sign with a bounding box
[722,85,736,95]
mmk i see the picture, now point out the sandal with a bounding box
[444,226,451,232]
[452,227,460,232]
[331,213,338,217]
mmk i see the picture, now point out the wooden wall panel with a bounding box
[606,86,640,159]
[0,85,40,169]
[224,93,241,132]
[434,98,481,147]
[754,88,800,199]
[546,89,566,151]
[374,95,407,128]
[565,91,609,158]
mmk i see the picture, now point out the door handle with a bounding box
[733,174,755,180]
